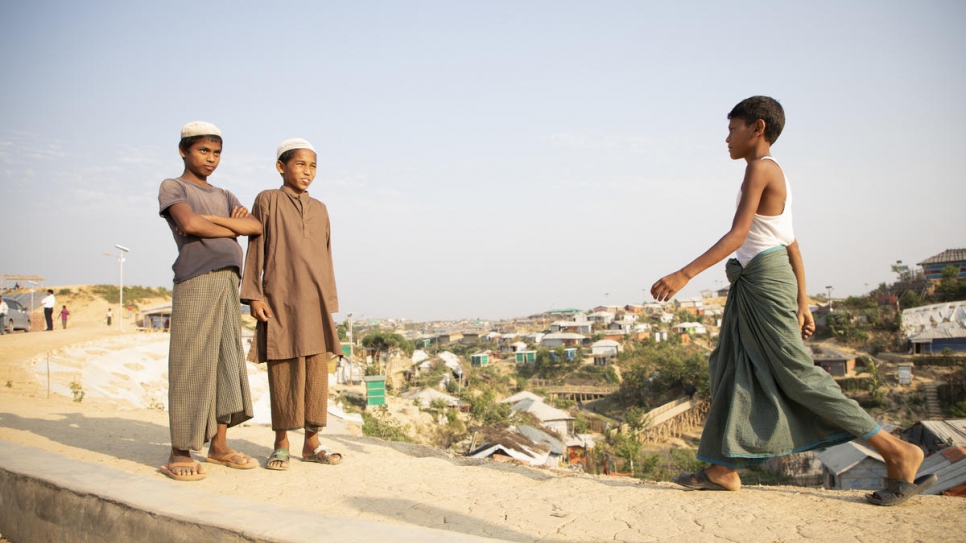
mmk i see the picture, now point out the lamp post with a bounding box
[346,313,353,348]
[115,245,130,331]
[27,280,38,315]
[825,285,833,313]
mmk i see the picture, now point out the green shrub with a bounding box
[361,407,411,442]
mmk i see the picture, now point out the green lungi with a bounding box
[698,247,879,468]
[168,268,254,451]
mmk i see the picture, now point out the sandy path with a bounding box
[1,323,964,542]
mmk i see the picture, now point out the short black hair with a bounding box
[178,135,223,154]
[728,96,785,144]
[277,149,297,165]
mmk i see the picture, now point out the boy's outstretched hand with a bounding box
[250,300,273,322]
[651,271,689,302]
[798,305,816,339]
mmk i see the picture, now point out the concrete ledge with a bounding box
[0,440,509,543]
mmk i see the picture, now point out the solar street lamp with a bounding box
[27,280,38,314]
[115,245,130,331]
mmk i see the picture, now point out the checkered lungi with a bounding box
[168,268,253,451]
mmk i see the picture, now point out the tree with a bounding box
[610,431,642,472]
[619,362,653,408]
[936,266,966,302]
[900,290,923,309]
[360,331,414,375]
[467,390,513,425]
[617,341,709,407]
[864,358,885,408]
[623,406,650,432]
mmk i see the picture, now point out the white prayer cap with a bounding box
[277,138,316,160]
[180,121,222,138]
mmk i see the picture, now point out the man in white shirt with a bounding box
[0,295,8,335]
[42,289,55,331]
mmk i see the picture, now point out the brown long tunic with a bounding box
[241,186,340,362]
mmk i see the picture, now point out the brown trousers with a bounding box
[267,353,329,432]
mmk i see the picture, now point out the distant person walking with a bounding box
[42,289,55,331]
[106,308,113,326]
[0,295,8,335]
[684,382,697,401]
[60,305,70,329]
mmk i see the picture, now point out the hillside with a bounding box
[0,303,962,543]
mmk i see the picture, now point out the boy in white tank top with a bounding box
[649,96,934,505]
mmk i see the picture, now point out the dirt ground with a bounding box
[1,288,965,543]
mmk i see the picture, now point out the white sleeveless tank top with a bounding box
[735,156,795,267]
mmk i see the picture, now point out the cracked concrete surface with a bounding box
[0,394,963,543]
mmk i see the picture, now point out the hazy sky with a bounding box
[2,1,964,322]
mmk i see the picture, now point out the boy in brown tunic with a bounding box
[241,138,342,470]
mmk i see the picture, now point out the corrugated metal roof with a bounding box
[917,420,966,447]
[517,425,565,455]
[811,348,852,361]
[466,443,550,466]
[400,387,459,407]
[815,441,882,476]
[499,391,544,404]
[542,332,588,340]
[511,398,574,422]
[918,248,966,266]
[919,446,966,495]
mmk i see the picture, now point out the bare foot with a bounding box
[703,464,742,491]
[206,448,255,468]
[303,434,321,459]
[867,430,925,483]
[161,450,206,481]
[884,440,924,483]
[268,435,291,470]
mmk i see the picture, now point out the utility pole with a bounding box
[115,245,130,331]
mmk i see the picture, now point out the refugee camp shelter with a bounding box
[902,301,966,353]
[470,352,489,367]
[466,426,551,467]
[918,248,966,280]
[816,441,886,491]
[136,305,171,331]
[903,420,966,454]
[811,348,856,377]
[515,350,537,363]
[507,397,574,437]
[401,387,460,408]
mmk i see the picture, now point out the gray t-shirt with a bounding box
[158,178,244,283]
